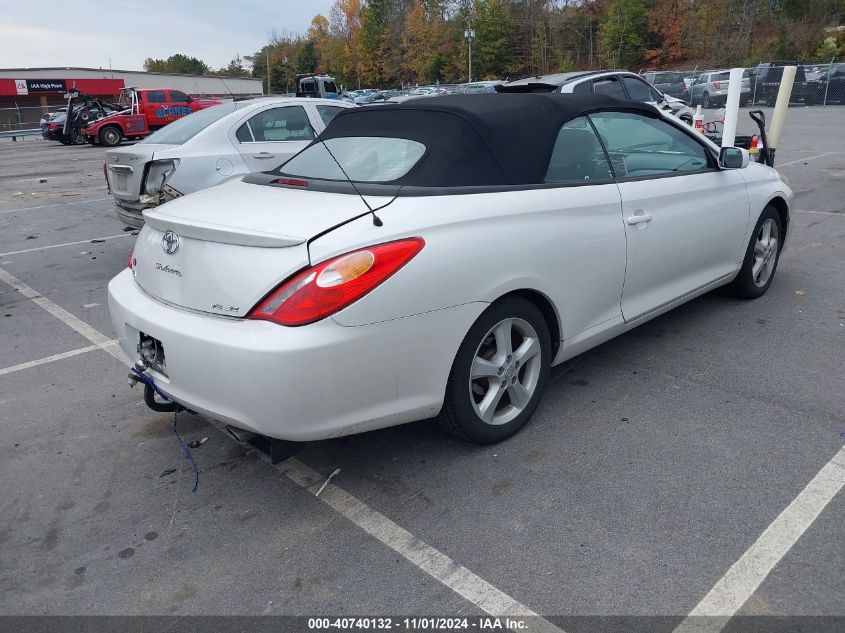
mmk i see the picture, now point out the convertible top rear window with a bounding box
[264,94,662,189]
[280,137,426,182]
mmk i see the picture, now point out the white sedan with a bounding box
[109,94,792,444]
[104,97,354,227]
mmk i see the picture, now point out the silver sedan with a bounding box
[104,97,354,227]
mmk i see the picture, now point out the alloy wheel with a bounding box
[469,317,542,426]
[752,218,779,287]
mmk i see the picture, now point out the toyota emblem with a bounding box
[161,231,180,255]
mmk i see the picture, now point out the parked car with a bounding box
[808,63,845,103]
[641,71,689,101]
[295,74,340,99]
[749,62,813,105]
[497,70,695,124]
[110,94,792,444]
[105,97,354,228]
[688,70,751,108]
[461,81,501,94]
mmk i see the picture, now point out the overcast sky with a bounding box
[0,0,335,71]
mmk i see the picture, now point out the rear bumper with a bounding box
[113,198,146,228]
[108,269,484,441]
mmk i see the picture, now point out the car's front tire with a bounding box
[439,297,551,444]
[731,205,783,299]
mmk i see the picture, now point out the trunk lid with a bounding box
[106,144,174,201]
[131,178,380,316]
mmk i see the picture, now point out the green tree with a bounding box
[143,54,210,75]
[296,40,319,73]
[599,0,648,69]
[359,0,388,83]
[217,54,248,77]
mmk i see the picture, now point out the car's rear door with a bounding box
[231,105,316,172]
[589,110,750,322]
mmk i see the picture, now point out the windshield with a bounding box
[279,137,426,182]
[140,103,238,145]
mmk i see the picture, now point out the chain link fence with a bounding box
[0,102,69,132]
[642,60,843,110]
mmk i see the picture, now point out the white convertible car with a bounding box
[104,97,354,227]
[109,94,792,444]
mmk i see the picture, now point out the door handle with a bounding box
[626,211,653,225]
[253,152,275,159]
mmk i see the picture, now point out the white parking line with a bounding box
[794,209,843,216]
[0,233,131,257]
[277,458,564,633]
[0,342,118,376]
[673,443,845,633]
[0,257,557,628]
[0,266,129,364]
[776,152,834,167]
[0,197,109,215]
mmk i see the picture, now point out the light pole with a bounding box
[464,22,475,83]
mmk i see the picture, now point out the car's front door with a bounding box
[589,111,750,322]
[143,90,170,127]
[542,116,626,337]
[232,105,316,172]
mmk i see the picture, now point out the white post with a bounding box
[767,65,796,156]
[721,67,744,147]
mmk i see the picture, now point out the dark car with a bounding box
[641,71,688,101]
[750,62,812,105]
[41,113,70,141]
[40,101,116,145]
[809,63,845,104]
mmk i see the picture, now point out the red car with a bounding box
[84,87,222,146]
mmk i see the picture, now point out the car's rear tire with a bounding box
[71,128,86,145]
[730,205,783,299]
[438,297,551,444]
[703,92,711,108]
[99,126,122,147]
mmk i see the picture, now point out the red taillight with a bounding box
[127,250,134,269]
[712,81,720,89]
[49,123,59,130]
[272,177,308,188]
[249,238,425,326]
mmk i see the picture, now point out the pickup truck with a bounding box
[83,87,222,146]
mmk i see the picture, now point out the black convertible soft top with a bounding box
[294,94,660,187]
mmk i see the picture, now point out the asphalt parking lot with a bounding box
[1,107,843,631]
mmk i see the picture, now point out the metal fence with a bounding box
[0,102,68,132]
[643,60,843,110]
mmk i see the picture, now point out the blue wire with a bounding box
[131,368,200,495]
[172,412,200,495]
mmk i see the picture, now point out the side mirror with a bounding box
[719,146,750,169]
